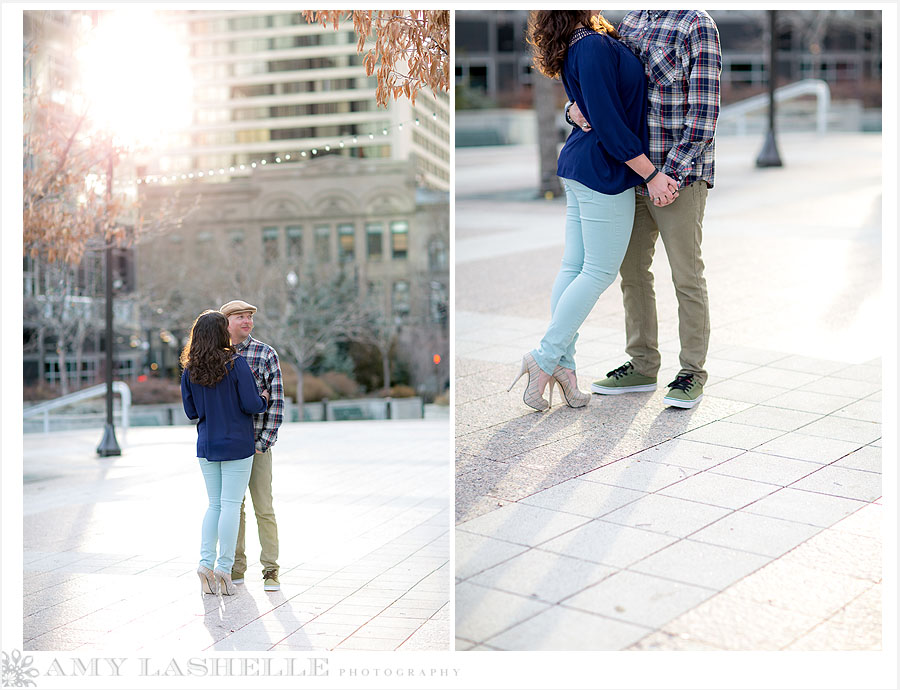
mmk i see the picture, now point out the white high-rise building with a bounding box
[144,10,450,190]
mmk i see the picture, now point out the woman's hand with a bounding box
[261,389,270,405]
[648,173,680,207]
[569,102,591,132]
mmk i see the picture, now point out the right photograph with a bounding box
[455,10,883,651]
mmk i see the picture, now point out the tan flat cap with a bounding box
[220,299,257,317]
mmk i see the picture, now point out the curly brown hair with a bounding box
[527,10,620,79]
[179,310,236,387]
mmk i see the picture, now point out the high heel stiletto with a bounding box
[214,569,236,596]
[552,365,590,408]
[197,566,216,594]
[507,353,551,411]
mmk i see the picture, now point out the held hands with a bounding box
[647,173,680,207]
[261,389,270,405]
[569,102,591,132]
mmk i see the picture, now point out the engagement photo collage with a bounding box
[2,4,896,689]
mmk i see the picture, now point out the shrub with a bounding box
[302,374,336,402]
[320,371,360,398]
[130,377,182,405]
[380,384,416,398]
[433,392,450,406]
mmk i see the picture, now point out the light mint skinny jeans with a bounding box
[198,455,254,573]
[532,178,635,375]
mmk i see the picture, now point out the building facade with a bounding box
[142,10,450,191]
[455,10,883,109]
[137,154,449,395]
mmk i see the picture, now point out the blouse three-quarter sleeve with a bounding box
[233,356,267,415]
[181,369,198,420]
[573,37,645,163]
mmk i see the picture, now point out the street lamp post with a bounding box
[97,148,121,456]
[756,10,783,168]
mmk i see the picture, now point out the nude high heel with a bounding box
[507,353,550,411]
[197,566,216,594]
[214,569,236,596]
[552,365,590,408]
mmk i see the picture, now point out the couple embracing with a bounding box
[509,10,721,412]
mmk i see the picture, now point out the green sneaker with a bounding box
[663,373,703,408]
[263,569,280,591]
[591,362,657,395]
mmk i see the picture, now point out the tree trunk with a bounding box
[534,72,564,198]
[381,345,391,395]
[57,347,69,396]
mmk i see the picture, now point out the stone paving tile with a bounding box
[742,487,867,527]
[627,439,744,470]
[778,529,881,584]
[579,458,700,492]
[561,569,716,629]
[601,494,731,538]
[722,405,822,432]
[677,421,785,450]
[784,584,881,651]
[703,379,791,404]
[732,366,822,389]
[828,362,882,383]
[702,357,766,379]
[519,479,647,518]
[687,511,821,557]
[723,558,873,620]
[709,345,789,366]
[768,355,848,376]
[797,376,881,399]
[657,472,778,510]
[752,432,864,464]
[765,389,858,415]
[707,451,821,487]
[833,445,881,473]
[470,547,618,603]
[456,531,528,581]
[630,540,771,591]
[485,605,652,651]
[396,619,452,651]
[536,520,678,568]
[828,501,881,540]
[627,630,725,651]
[455,581,549,643]
[659,590,822,650]
[456,502,590,547]
[789,465,882,502]
[833,399,881,424]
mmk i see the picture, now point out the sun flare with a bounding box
[77,10,193,145]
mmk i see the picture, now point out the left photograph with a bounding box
[22,9,450,652]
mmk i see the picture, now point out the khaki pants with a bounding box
[619,181,710,385]
[233,448,279,577]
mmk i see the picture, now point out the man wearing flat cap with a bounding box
[220,299,284,591]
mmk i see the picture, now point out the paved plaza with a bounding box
[455,133,887,651]
[23,419,451,652]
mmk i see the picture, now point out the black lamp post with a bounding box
[756,10,783,168]
[97,149,121,457]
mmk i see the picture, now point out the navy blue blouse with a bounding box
[181,355,267,462]
[557,31,650,195]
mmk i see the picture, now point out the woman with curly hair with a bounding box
[180,310,269,595]
[508,10,680,410]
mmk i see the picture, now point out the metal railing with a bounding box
[23,382,131,434]
[719,79,831,135]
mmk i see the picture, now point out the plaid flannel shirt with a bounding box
[618,10,722,195]
[235,335,284,453]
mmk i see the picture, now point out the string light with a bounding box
[116,113,442,186]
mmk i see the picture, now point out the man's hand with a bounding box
[648,173,680,207]
[569,102,591,132]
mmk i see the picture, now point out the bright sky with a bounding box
[76,9,193,145]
